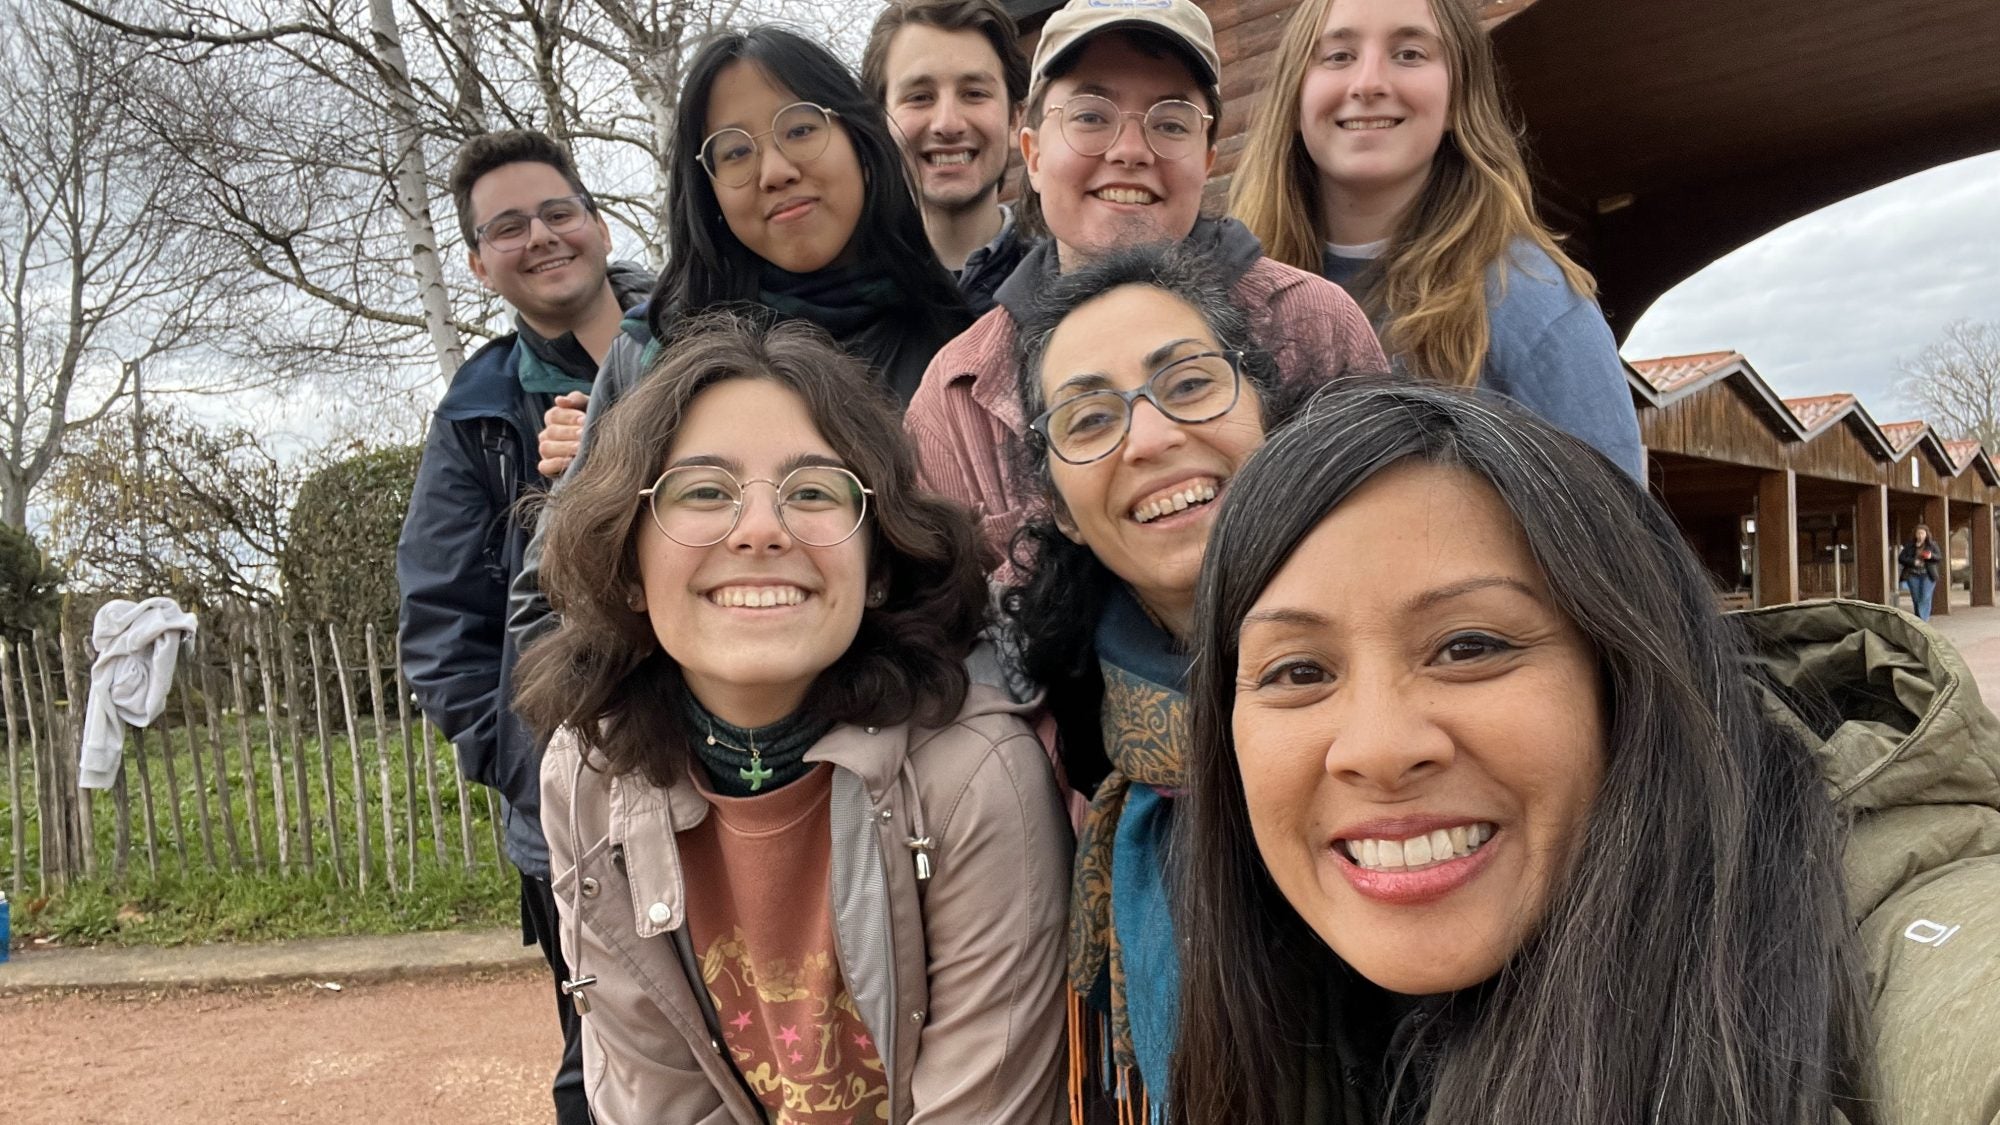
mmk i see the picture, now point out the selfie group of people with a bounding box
[395,0,2000,1121]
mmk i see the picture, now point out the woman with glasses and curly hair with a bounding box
[1229,0,1642,477]
[1172,382,2000,1124]
[515,313,1070,1124]
[1000,241,1310,1120]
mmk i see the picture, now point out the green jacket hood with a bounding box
[1738,598,2000,913]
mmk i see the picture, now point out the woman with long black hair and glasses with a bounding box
[513,24,973,648]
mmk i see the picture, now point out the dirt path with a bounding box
[4,969,562,1124]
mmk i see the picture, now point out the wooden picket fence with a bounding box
[1,615,512,899]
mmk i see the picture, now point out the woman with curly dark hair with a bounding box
[516,312,1070,1124]
[1001,241,1313,1120]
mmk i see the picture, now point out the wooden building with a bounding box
[1628,352,2000,612]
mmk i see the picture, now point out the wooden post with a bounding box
[327,626,373,893]
[253,622,291,871]
[434,712,474,871]
[229,649,266,872]
[1756,470,1799,607]
[398,648,444,867]
[198,656,242,869]
[1925,494,1952,618]
[130,725,160,877]
[362,625,399,893]
[372,627,418,881]
[31,635,81,889]
[1855,485,1891,605]
[279,620,315,870]
[306,629,344,885]
[57,623,93,878]
[175,671,219,869]
[20,641,50,890]
[2,645,24,896]
[111,760,131,880]
[1972,502,1996,608]
[484,785,504,869]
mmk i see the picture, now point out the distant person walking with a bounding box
[1899,524,1943,620]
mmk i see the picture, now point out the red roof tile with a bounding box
[1879,421,1929,452]
[1945,440,1983,472]
[1783,393,1855,432]
[1626,350,1743,394]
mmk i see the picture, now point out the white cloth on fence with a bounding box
[79,597,199,789]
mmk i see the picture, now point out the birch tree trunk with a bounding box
[369,0,466,379]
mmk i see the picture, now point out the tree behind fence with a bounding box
[1,614,509,898]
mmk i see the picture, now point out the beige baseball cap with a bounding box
[1030,0,1221,90]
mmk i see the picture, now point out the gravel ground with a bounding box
[3,969,562,1124]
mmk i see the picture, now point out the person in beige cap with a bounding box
[903,0,1385,561]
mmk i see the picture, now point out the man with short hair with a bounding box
[397,129,650,1125]
[863,0,1030,312]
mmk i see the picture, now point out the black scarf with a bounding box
[679,687,833,797]
[756,261,903,337]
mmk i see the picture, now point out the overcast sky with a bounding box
[1621,150,2000,420]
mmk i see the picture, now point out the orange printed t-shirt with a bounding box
[680,762,890,1124]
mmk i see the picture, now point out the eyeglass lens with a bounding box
[1044,353,1239,464]
[701,103,837,187]
[479,196,590,251]
[648,465,868,547]
[1058,95,1205,159]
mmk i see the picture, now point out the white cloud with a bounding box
[1623,150,2000,420]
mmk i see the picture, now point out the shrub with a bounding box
[0,521,63,644]
[280,444,421,647]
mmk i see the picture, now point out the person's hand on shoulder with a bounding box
[538,391,589,478]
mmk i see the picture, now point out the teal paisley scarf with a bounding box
[1069,582,1188,1119]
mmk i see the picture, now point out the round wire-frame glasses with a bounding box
[639,464,873,548]
[697,102,844,188]
[1043,94,1213,160]
[1030,351,1245,465]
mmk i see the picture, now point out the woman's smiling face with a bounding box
[1038,283,1264,638]
[1231,460,1605,995]
[704,60,866,274]
[636,377,870,727]
[1297,0,1452,215]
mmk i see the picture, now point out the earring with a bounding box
[866,586,886,608]
[626,589,645,612]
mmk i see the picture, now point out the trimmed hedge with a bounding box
[280,444,421,646]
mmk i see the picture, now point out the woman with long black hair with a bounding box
[515,24,973,637]
[1172,381,2000,1124]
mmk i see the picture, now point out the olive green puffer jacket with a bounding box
[1742,600,2000,1125]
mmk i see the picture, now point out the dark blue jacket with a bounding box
[396,334,554,876]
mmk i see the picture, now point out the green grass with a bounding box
[4,705,521,949]
[18,862,518,947]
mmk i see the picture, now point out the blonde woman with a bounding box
[1230,0,1643,477]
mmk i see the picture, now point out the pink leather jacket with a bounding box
[541,686,1073,1124]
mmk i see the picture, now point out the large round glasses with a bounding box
[639,464,873,548]
[697,102,843,188]
[1030,351,1244,465]
[1044,95,1212,161]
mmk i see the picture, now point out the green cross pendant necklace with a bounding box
[704,722,771,792]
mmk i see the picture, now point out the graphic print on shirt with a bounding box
[701,925,890,1123]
